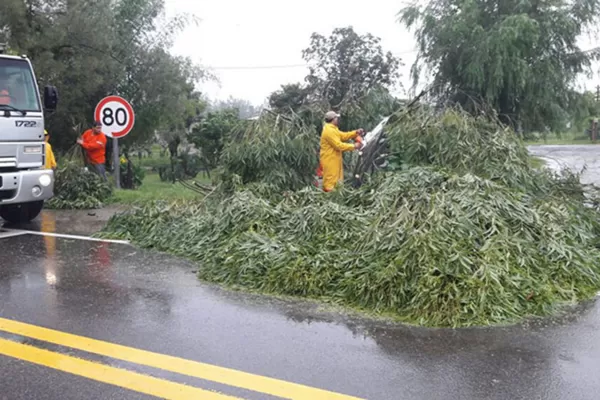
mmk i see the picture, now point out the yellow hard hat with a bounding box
[44,129,48,136]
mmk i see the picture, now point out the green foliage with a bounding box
[341,86,406,133]
[269,83,312,114]
[47,162,113,209]
[218,113,319,191]
[302,26,400,110]
[267,27,402,134]
[269,84,402,139]
[100,168,600,327]
[100,108,600,327]
[120,158,145,190]
[188,108,242,170]
[399,0,600,132]
[158,149,203,182]
[568,91,600,135]
[385,109,536,190]
[0,0,207,152]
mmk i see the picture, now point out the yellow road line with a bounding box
[0,338,239,400]
[0,317,362,400]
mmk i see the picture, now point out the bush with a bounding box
[99,108,600,327]
[120,157,145,189]
[47,162,113,209]
[158,151,204,182]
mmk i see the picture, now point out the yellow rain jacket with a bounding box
[319,123,358,191]
[45,142,57,170]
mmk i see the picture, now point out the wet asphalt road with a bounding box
[528,144,600,185]
[1,146,600,399]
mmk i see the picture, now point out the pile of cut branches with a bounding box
[99,108,600,327]
[217,112,319,192]
[46,161,113,210]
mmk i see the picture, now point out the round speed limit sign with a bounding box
[94,95,135,139]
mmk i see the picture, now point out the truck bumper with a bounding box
[0,169,54,205]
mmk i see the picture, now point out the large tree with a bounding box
[268,27,401,133]
[399,0,600,132]
[302,26,400,111]
[0,0,206,152]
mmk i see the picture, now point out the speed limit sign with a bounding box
[94,95,135,139]
[94,95,135,189]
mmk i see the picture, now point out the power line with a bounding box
[206,46,600,71]
[207,49,418,71]
[209,64,307,70]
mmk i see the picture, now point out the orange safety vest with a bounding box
[81,129,107,164]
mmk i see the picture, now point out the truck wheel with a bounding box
[0,201,44,224]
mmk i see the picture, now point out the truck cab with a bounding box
[0,50,58,224]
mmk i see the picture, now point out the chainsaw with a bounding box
[352,116,392,187]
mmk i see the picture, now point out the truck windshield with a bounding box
[0,58,41,112]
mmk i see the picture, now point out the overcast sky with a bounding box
[164,0,598,106]
[164,0,417,105]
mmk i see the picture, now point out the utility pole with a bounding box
[596,85,600,102]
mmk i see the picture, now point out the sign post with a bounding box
[112,138,120,188]
[94,96,135,189]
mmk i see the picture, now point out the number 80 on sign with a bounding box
[94,95,135,139]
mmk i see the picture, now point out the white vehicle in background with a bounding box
[0,45,58,224]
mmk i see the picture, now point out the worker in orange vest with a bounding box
[77,120,107,181]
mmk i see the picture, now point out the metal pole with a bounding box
[113,137,120,188]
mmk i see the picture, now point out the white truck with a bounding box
[0,48,58,224]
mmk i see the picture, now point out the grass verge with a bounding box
[109,173,210,205]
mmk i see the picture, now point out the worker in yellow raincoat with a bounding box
[319,111,364,192]
[44,129,57,170]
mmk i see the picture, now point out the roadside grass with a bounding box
[109,173,211,205]
[130,145,170,170]
[138,157,169,170]
[113,144,213,204]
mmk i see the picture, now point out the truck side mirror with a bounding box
[44,85,58,111]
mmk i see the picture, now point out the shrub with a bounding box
[158,151,204,182]
[120,157,145,189]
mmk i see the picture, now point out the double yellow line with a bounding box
[0,317,362,400]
